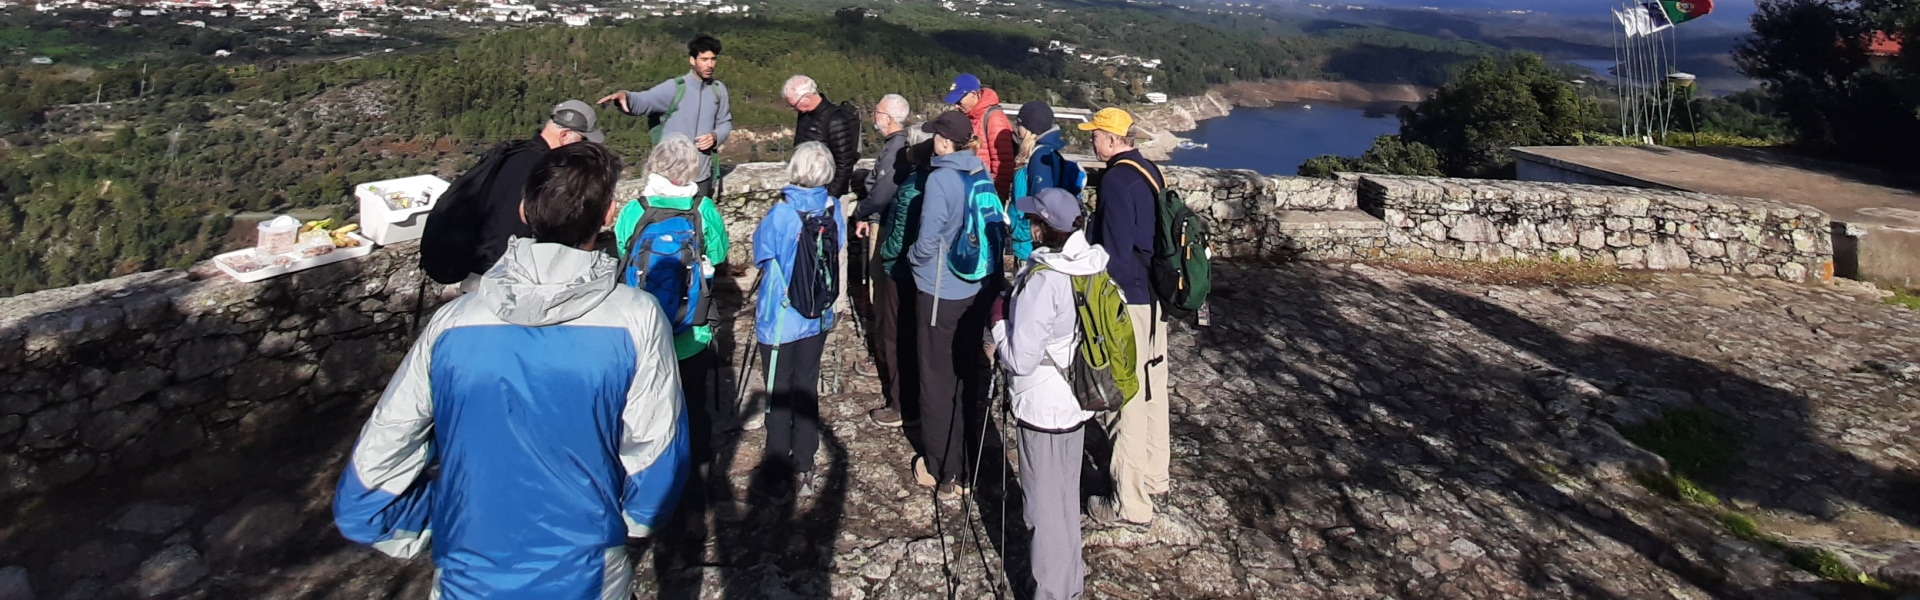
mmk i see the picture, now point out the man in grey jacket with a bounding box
[599,34,733,201]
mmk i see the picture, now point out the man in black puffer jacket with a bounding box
[783,74,861,198]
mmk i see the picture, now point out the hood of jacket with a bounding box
[1033,230,1108,277]
[781,184,832,213]
[966,88,1003,120]
[476,237,620,327]
[1035,127,1066,152]
[931,149,985,175]
[642,173,698,199]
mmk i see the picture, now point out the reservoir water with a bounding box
[1165,102,1408,176]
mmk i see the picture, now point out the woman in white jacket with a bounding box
[989,187,1108,600]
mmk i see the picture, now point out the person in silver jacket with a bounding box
[988,187,1109,600]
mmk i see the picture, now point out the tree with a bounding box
[1297,135,1442,178]
[1734,0,1920,170]
[1398,54,1597,178]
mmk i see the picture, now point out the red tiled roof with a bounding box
[1867,32,1902,57]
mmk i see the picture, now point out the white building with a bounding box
[110,8,131,16]
[213,48,232,56]
[178,19,205,26]
[1144,92,1168,103]
[560,12,589,26]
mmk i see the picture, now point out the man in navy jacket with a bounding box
[1081,108,1171,527]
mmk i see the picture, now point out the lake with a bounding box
[1165,102,1408,176]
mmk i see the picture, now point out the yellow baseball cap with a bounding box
[1077,107,1135,137]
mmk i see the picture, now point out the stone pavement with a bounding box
[4,261,1918,599]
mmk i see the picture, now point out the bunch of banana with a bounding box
[297,219,364,248]
[330,224,362,248]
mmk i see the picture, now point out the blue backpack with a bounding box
[621,202,709,334]
[946,172,1006,283]
[786,202,840,319]
[1009,148,1086,262]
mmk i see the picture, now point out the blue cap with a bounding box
[1014,188,1082,232]
[944,74,982,105]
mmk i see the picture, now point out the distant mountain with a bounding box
[1317,0,1759,22]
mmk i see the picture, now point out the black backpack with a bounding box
[786,203,840,319]
[420,139,537,284]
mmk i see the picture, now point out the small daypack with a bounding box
[621,201,710,334]
[946,172,1006,283]
[419,139,538,284]
[1025,265,1138,411]
[786,202,840,319]
[1111,159,1213,315]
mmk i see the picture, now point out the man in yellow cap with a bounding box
[1079,107,1171,527]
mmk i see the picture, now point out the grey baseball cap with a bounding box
[550,99,605,143]
[1014,187,1082,232]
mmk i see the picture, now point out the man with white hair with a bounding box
[851,93,914,428]
[784,74,861,199]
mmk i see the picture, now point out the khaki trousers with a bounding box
[1111,303,1170,523]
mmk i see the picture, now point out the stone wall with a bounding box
[1085,166,1365,259]
[0,164,1842,503]
[1359,175,1835,281]
[0,245,444,504]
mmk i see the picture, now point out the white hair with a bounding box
[906,123,933,145]
[877,94,909,122]
[787,141,834,188]
[782,75,818,102]
[645,134,704,185]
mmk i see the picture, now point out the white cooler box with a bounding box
[356,175,449,246]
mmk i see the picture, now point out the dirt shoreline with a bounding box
[1131,79,1431,160]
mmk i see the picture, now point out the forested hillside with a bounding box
[0,7,1515,296]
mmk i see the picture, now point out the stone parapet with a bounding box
[0,164,1843,504]
[0,244,446,504]
[1359,175,1835,281]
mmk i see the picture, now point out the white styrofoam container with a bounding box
[355,175,449,246]
[213,233,376,283]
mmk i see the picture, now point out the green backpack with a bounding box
[1026,265,1138,411]
[1111,159,1213,315]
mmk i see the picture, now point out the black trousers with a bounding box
[915,290,987,485]
[874,275,919,415]
[677,347,719,467]
[760,333,827,473]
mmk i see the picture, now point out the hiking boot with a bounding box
[1086,496,1146,528]
[936,481,968,501]
[869,406,904,428]
[912,456,936,489]
[796,471,819,499]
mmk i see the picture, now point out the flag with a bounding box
[1615,5,1670,37]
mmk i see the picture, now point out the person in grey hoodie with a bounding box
[908,110,990,500]
[598,34,733,201]
[989,187,1107,600]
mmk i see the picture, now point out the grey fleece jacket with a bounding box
[622,70,733,182]
[909,149,986,301]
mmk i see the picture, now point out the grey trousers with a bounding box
[1020,425,1086,600]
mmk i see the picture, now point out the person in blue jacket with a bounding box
[751,141,846,498]
[909,111,992,500]
[1009,101,1082,262]
[333,142,689,600]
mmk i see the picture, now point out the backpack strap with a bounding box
[665,77,686,119]
[1109,159,1163,194]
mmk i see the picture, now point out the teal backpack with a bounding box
[944,172,1006,283]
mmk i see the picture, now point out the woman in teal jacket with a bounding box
[612,134,729,467]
